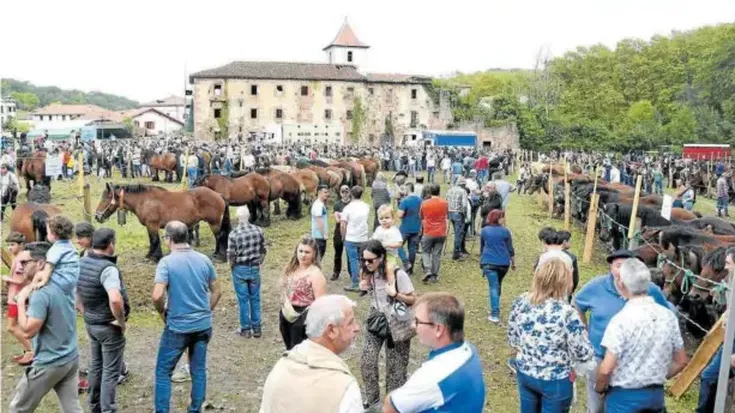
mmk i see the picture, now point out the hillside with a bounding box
[1,78,139,111]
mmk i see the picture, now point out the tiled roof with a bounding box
[364,73,433,84]
[190,61,366,82]
[140,95,185,107]
[33,104,124,122]
[323,20,370,50]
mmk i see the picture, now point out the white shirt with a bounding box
[372,226,403,257]
[340,200,370,243]
[338,382,364,413]
[427,156,436,168]
[0,171,20,196]
[610,167,621,183]
[243,154,256,168]
[440,158,451,171]
[601,296,683,388]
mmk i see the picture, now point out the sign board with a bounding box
[45,154,63,177]
[661,194,673,220]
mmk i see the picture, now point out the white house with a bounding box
[139,96,186,123]
[31,104,122,130]
[125,108,184,136]
[1,97,18,128]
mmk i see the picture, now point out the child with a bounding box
[30,215,80,291]
[372,204,403,268]
[74,221,95,257]
[4,232,33,365]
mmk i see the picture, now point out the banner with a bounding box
[45,154,63,177]
[661,194,673,220]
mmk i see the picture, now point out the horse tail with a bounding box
[359,164,366,188]
[220,198,232,235]
[31,209,50,242]
[694,211,702,218]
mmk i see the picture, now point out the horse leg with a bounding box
[145,230,155,259]
[150,230,163,262]
[273,199,281,215]
[260,199,271,227]
[151,168,159,182]
[193,222,200,247]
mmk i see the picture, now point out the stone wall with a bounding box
[455,121,520,150]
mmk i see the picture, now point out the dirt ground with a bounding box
[1,174,699,412]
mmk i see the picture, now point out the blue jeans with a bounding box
[697,343,735,412]
[154,326,212,413]
[717,196,728,213]
[605,386,664,413]
[517,371,572,413]
[187,167,198,187]
[231,265,261,330]
[427,167,435,183]
[483,267,505,318]
[400,232,420,270]
[654,180,663,195]
[345,241,362,287]
[449,212,465,256]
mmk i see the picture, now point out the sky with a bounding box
[2,0,733,103]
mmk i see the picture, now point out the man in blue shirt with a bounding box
[10,242,83,413]
[398,182,422,274]
[574,249,675,413]
[384,292,485,413]
[451,158,464,185]
[152,221,222,413]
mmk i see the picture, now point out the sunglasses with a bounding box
[361,257,379,264]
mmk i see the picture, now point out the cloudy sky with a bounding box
[2,0,733,103]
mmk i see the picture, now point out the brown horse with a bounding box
[358,158,380,186]
[10,203,62,242]
[327,166,351,189]
[94,183,231,262]
[148,152,178,182]
[195,173,272,226]
[20,151,51,193]
[290,169,320,203]
[332,160,365,187]
[257,168,302,219]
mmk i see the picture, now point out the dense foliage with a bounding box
[440,23,735,151]
[2,78,138,111]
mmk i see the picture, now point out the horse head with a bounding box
[95,182,121,223]
[193,174,209,188]
[691,246,729,303]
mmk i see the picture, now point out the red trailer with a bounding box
[682,144,731,160]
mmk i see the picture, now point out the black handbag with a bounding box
[366,310,389,339]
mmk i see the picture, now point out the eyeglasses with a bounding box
[413,317,435,327]
[361,257,378,264]
[18,259,38,267]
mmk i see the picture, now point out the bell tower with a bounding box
[323,18,370,68]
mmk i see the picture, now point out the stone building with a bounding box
[189,20,452,144]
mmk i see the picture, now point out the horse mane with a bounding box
[703,246,728,273]
[108,183,167,194]
[661,226,715,248]
[255,167,271,174]
[638,205,671,226]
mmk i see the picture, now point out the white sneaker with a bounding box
[171,364,191,383]
[488,316,500,323]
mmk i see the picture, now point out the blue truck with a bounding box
[422,130,477,147]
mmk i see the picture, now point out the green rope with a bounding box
[680,270,695,295]
[657,253,666,270]
[712,281,729,306]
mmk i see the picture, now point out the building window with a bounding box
[347,51,353,62]
[214,84,222,96]
[325,86,332,97]
[276,109,283,119]
[250,108,258,119]
[432,111,440,119]
[410,111,418,128]
[276,85,283,93]
[325,109,332,120]
[369,134,375,143]
[251,85,258,95]
[145,121,155,130]
[411,89,417,99]
[134,121,140,127]
[301,86,309,96]
[347,86,354,95]
[214,108,222,118]
[368,88,374,96]
[239,100,243,107]
[346,110,353,120]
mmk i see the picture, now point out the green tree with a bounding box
[10,92,40,110]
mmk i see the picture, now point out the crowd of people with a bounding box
[3,137,735,413]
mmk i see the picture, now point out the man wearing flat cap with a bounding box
[573,249,676,413]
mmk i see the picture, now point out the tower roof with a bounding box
[322,19,370,51]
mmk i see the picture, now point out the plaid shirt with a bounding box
[227,222,267,266]
[446,186,468,213]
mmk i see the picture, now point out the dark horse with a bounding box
[194,173,272,226]
[10,202,62,243]
[598,203,672,250]
[144,150,180,183]
[20,151,52,194]
[94,183,231,262]
[256,167,303,219]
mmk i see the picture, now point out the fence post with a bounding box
[181,148,190,190]
[627,175,643,248]
[83,183,92,223]
[77,151,85,196]
[583,193,599,264]
[548,159,554,217]
[714,267,735,413]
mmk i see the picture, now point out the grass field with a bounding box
[1,172,701,412]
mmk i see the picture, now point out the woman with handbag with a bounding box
[359,240,416,409]
[279,236,327,350]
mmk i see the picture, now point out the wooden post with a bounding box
[83,183,92,223]
[77,151,84,196]
[582,193,600,264]
[593,166,599,194]
[548,159,554,217]
[1,247,12,269]
[670,314,726,398]
[181,148,190,190]
[627,175,643,248]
